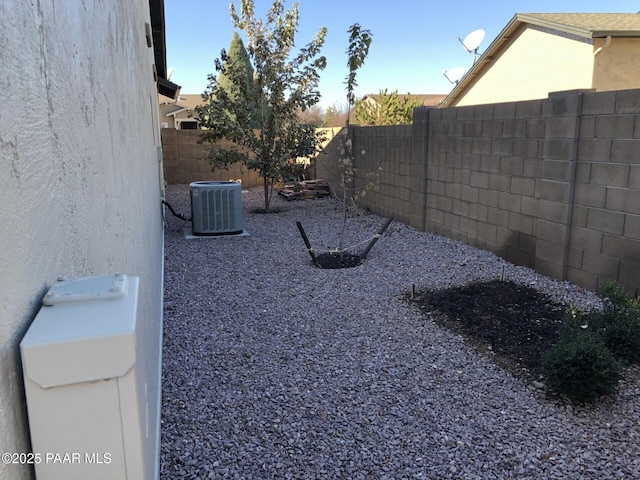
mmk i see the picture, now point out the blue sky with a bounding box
[165,0,637,109]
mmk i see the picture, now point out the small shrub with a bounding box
[542,282,640,402]
[600,281,632,310]
[543,325,620,402]
[589,282,640,365]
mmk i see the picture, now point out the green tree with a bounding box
[197,0,327,212]
[215,32,255,111]
[322,103,350,127]
[354,89,424,125]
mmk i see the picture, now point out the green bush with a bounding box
[543,325,620,402]
[599,281,632,310]
[542,281,640,402]
[589,282,640,365]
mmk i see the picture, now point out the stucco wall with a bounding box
[593,37,640,91]
[456,25,594,107]
[0,2,164,479]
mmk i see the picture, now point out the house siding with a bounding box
[0,2,164,479]
[455,26,595,107]
[593,37,640,92]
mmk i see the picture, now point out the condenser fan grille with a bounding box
[190,181,243,235]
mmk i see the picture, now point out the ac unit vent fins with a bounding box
[190,181,244,235]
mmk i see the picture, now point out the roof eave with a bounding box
[591,30,640,37]
[166,106,189,117]
[149,0,182,99]
[515,13,593,39]
[518,14,640,39]
[158,77,181,99]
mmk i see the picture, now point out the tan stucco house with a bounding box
[441,13,640,107]
[160,93,203,129]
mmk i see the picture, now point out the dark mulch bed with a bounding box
[315,251,362,269]
[409,280,568,383]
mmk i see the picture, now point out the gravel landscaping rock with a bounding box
[161,184,640,479]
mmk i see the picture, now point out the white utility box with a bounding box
[20,274,154,479]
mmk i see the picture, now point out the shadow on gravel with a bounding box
[409,280,567,383]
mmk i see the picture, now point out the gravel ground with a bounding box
[161,184,640,480]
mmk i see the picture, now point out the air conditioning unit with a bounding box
[190,181,244,235]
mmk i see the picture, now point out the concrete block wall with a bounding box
[162,129,262,187]
[314,113,428,230]
[567,89,640,293]
[353,124,416,227]
[533,91,584,280]
[314,127,345,199]
[314,89,640,295]
[427,99,546,268]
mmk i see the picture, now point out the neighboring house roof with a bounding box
[159,93,203,118]
[162,104,185,115]
[175,93,205,111]
[520,13,640,37]
[441,13,640,108]
[362,93,447,107]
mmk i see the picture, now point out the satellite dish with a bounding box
[459,29,485,63]
[442,67,465,85]
[459,29,485,53]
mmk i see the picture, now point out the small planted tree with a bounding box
[296,23,393,269]
[354,89,424,126]
[197,0,327,212]
[337,23,373,249]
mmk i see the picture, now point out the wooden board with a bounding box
[278,179,331,201]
